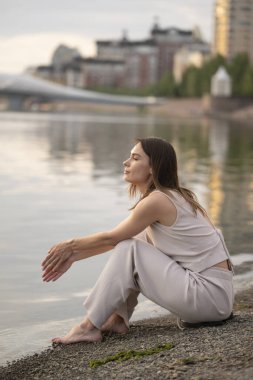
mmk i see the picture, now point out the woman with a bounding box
[42,137,234,344]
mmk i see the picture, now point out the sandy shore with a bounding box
[0,283,252,380]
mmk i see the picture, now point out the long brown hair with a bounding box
[129,137,206,216]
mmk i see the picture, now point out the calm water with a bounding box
[0,111,253,365]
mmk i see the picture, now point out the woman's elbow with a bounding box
[103,231,120,247]
[105,231,131,247]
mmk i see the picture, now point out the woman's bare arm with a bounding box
[41,192,174,282]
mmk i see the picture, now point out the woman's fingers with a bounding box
[42,256,60,274]
[42,267,61,281]
[42,257,69,280]
[52,272,63,282]
[41,249,56,267]
[42,254,54,268]
[48,243,60,255]
[42,244,70,267]
[42,243,63,265]
[42,268,55,279]
[41,255,51,267]
[43,267,66,282]
[42,263,61,280]
[42,240,73,282]
[42,249,65,270]
[43,272,58,282]
[42,271,53,281]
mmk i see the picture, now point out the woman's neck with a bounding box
[137,184,148,195]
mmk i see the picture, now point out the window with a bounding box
[240,7,251,12]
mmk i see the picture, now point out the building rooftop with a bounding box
[180,42,210,53]
[73,57,125,65]
[151,25,193,36]
[36,65,54,72]
[96,38,155,47]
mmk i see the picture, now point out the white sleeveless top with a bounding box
[145,190,232,273]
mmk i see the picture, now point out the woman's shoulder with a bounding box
[146,190,178,226]
[146,190,178,210]
[132,190,175,224]
[148,189,171,199]
[149,189,179,201]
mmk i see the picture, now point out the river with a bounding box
[0,111,252,365]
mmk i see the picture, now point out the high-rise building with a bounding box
[214,0,253,61]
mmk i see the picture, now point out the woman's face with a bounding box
[123,142,152,187]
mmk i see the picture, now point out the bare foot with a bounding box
[52,319,102,344]
[101,314,129,334]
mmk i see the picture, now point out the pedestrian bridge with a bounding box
[0,73,158,111]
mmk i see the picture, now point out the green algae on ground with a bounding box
[235,302,250,310]
[176,355,216,366]
[179,357,196,365]
[88,342,174,368]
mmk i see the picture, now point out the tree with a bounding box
[228,53,251,95]
[179,65,204,97]
[240,66,253,96]
[177,54,227,97]
[151,73,176,97]
[200,54,227,94]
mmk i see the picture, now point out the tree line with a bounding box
[94,53,253,98]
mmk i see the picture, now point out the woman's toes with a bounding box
[52,337,62,343]
[51,324,102,345]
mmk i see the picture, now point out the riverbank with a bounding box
[149,98,253,124]
[2,97,253,125]
[54,97,253,125]
[1,283,252,380]
[48,97,204,119]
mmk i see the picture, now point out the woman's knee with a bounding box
[111,238,144,264]
[112,238,153,264]
[113,239,135,256]
[114,238,164,265]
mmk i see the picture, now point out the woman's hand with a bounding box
[42,239,75,282]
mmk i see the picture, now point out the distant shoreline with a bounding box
[1,97,253,125]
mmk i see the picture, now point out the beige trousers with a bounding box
[83,238,234,328]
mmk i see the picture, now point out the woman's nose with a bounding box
[123,158,130,166]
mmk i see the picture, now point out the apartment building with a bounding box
[32,23,208,89]
[151,24,203,79]
[96,36,159,88]
[173,42,210,82]
[214,0,253,61]
[70,57,125,88]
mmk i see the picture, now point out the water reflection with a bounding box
[3,113,251,254]
[1,113,252,252]
[0,111,252,364]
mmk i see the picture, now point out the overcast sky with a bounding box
[0,0,214,73]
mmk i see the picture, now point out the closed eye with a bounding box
[131,153,141,160]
